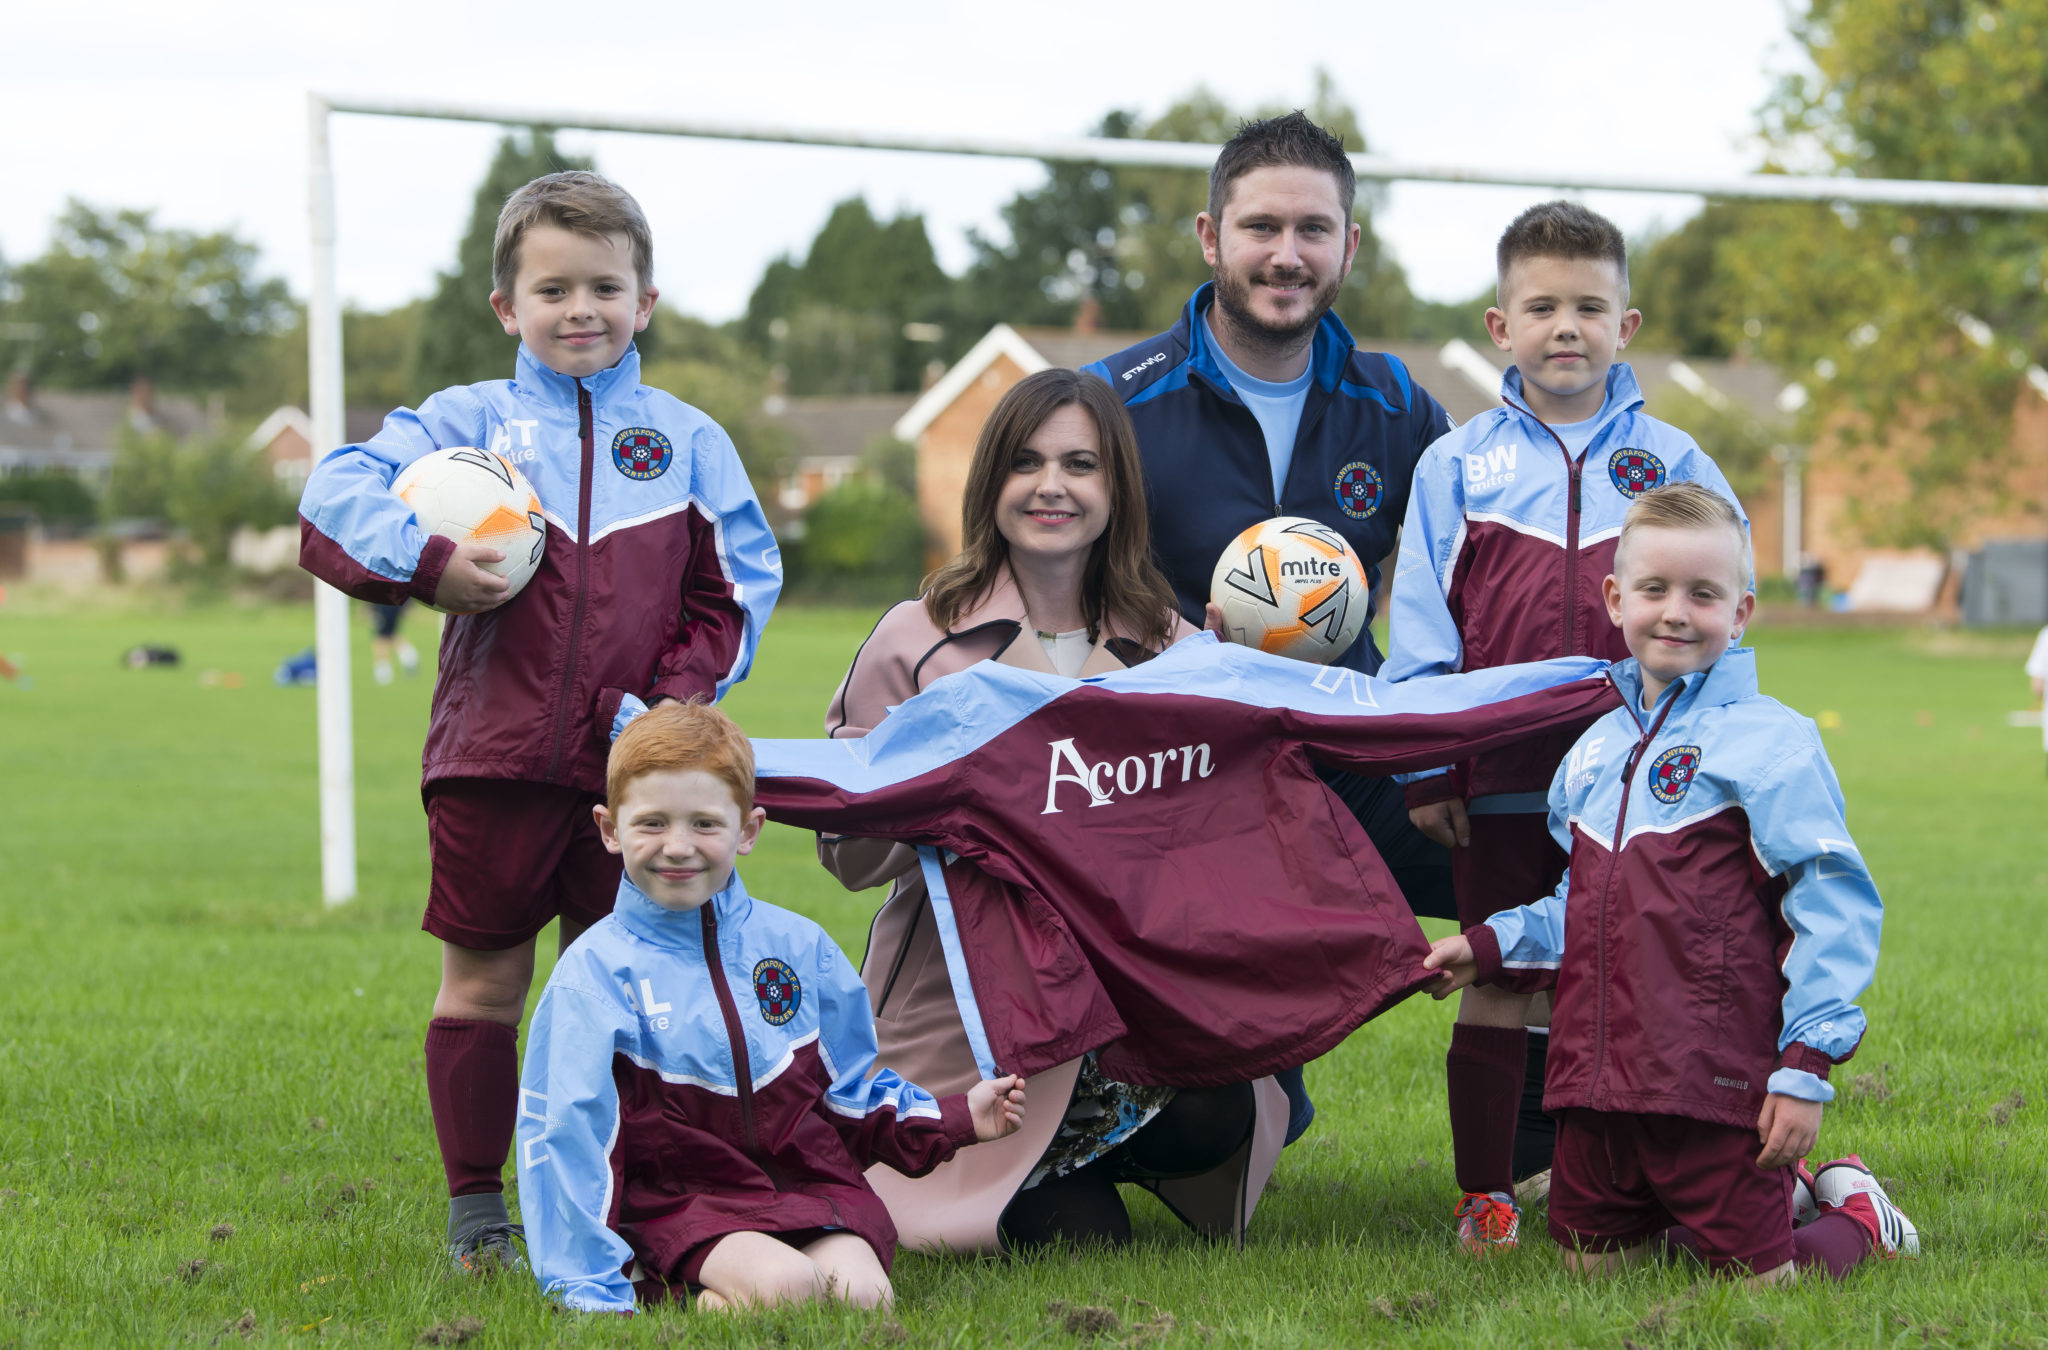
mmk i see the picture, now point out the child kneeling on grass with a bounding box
[515,701,1026,1313]
[1423,482,1916,1284]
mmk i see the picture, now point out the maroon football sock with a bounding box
[1447,1023,1527,1196]
[425,1017,519,1198]
[1793,1211,1873,1279]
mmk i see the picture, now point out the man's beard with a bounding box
[1209,259,1343,363]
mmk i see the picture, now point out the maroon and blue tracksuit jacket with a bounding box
[297,343,780,792]
[1468,649,1882,1129]
[749,635,1620,1089]
[1384,362,1744,807]
[516,873,977,1313]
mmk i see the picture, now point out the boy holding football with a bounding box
[1423,483,1914,1283]
[297,171,780,1270]
[1382,201,1746,1252]
[516,699,1025,1314]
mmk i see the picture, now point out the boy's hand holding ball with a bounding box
[968,1074,1027,1142]
[433,542,514,614]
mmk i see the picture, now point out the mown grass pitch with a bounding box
[0,598,2043,1347]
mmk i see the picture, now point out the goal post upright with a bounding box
[303,91,2048,904]
[308,92,356,906]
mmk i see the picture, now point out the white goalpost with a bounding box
[304,90,2048,903]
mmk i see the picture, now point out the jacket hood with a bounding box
[513,342,644,403]
[1499,362,1645,440]
[1179,282,1359,401]
[1610,645,1758,717]
[609,869,753,949]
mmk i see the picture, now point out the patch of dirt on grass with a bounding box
[209,1223,236,1241]
[1371,1292,1438,1322]
[175,1259,212,1284]
[1046,1300,1120,1338]
[1843,1064,1893,1102]
[1990,1090,2025,1125]
[864,1318,910,1345]
[416,1316,484,1345]
[216,1309,258,1342]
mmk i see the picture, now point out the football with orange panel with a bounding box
[1208,516,1369,664]
[391,447,547,611]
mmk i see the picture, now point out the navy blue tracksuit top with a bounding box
[1084,283,1453,675]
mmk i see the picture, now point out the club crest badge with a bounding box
[612,428,673,481]
[1334,461,1384,520]
[753,958,801,1026]
[1648,744,1702,804]
[1608,446,1667,498]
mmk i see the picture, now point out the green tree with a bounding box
[1,202,293,389]
[791,478,926,600]
[414,130,622,392]
[638,311,792,498]
[1697,0,2048,547]
[234,300,428,416]
[741,198,951,394]
[105,426,293,567]
[956,74,1420,340]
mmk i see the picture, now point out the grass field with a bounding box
[1,596,2044,1347]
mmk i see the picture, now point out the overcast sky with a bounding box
[4,0,1802,330]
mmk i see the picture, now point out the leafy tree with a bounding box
[234,301,427,416]
[740,198,951,394]
[790,478,926,600]
[1627,205,1748,358]
[0,470,98,527]
[414,130,637,392]
[1697,0,2048,547]
[638,311,792,498]
[1,202,293,389]
[956,74,1421,340]
[105,427,293,567]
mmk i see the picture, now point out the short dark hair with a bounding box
[1208,112,1356,223]
[493,171,654,297]
[1495,200,1628,297]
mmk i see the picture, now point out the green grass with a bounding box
[1,600,2044,1347]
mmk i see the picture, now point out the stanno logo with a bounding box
[1120,352,1168,381]
[1465,443,1518,492]
[1043,737,1214,814]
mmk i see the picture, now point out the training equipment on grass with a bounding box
[391,448,546,611]
[1209,517,1369,664]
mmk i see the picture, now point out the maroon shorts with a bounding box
[1549,1108,1795,1273]
[1454,810,1567,991]
[422,779,621,950]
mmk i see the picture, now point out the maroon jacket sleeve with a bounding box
[299,517,454,606]
[838,1093,979,1178]
[646,504,749,706]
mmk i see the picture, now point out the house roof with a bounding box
[0,387,215,467]
[764,392,917,463]
[250,405,397,458]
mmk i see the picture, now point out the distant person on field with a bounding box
[1083,110,1461,1146]
[368,600,420,685]
[1383,201,1747,1253]
[516,701,1024,1314]
[296,171,781,1272]
[1424,482,1915,1285]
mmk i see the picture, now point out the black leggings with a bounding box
[997,1082,1256,1251]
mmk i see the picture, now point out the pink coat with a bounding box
[818,573,1288,1252]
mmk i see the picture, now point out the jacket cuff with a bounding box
[1466,923,1504,984]
[1775,1042,1836,1080]
[937,1093,979,1150]
[408,533,456,606]
[1404,774,1460,811]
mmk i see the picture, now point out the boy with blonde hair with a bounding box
[298,171,781,1269]
[515,701,1026,1313]
[1384,201,1747,1250]
[1423,483,1914,1283]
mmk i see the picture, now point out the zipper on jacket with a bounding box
[543,382,596,782]
[1506,396,1585,656]
[700,905,761,1158]
[1589,684,1677,1096]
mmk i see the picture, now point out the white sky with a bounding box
[3,0,1800,329]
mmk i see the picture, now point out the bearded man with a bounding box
[1085,112,1458,1144]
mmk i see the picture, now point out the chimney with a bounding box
[4,364,29,425]
[128,376,155,432]
[1073,295,1102,337]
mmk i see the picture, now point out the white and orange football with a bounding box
[1208,516,1369,664]
[391,447,546,612]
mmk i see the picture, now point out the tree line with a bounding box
[2,10,2042,568]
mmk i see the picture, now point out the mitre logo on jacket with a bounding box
[1042,736,1216,814]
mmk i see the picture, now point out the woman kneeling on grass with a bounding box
[817,367,1290,1253]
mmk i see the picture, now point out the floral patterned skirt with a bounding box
[1020,1052,1175,1189]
